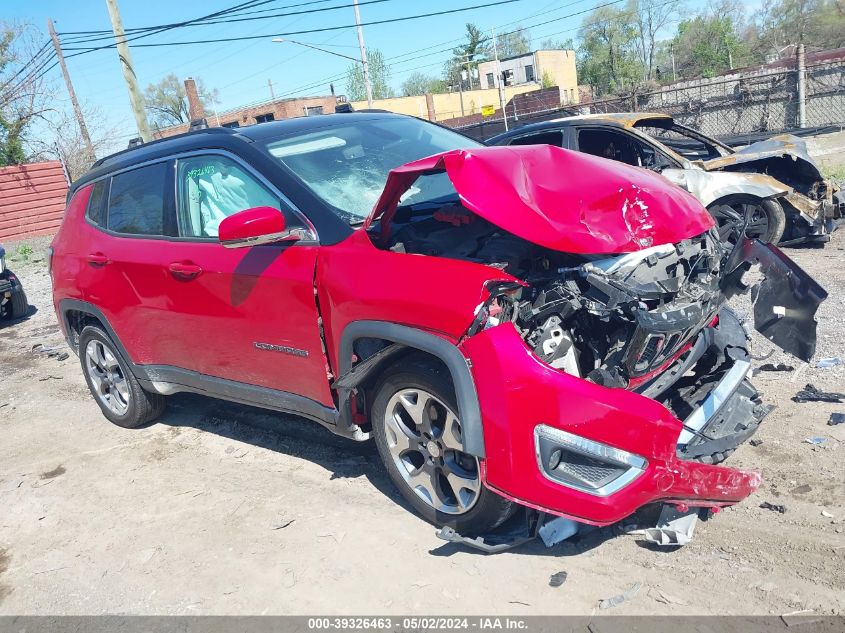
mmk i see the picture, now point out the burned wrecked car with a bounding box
[52,113,826,541]
[489,113,843,246]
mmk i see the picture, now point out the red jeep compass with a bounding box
[50,113,826,539]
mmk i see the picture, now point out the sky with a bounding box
[4,0,729,150]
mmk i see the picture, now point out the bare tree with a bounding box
[28,101,123,181]
[630,0,683,81]
[144,74,219,128]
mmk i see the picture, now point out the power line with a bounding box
[62,0,527,52]
[0,41,53,94]
[58,0,399,46]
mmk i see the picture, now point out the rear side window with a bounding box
[107,163,168,235]
[86,180,108,227]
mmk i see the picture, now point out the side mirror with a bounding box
[218,206,303,248]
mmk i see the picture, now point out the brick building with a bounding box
[154,80,341,139]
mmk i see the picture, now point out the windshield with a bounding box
[263,117,480,223]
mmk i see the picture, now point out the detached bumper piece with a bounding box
[461,323,762,527]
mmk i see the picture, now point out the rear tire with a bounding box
[371,355,514,535]
[78,325,165,428]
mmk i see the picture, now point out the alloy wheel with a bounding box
[712,202,771,241]
[383,388,481,515]
[84,339,130,416]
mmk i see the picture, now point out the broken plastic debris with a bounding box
[641,505,699,547]
[828,413,845,426]
[760,501,786,514]
[804,436,826,445]
[548,571,568,588]
[650,588,689,606]
[792,384,845,403]
[599,582,642,609]
[759,363,794,372]
[538,516,579,547]
[750,438,764,447]
[816,357,843,368]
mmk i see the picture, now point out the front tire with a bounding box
[78,325,165,428]
[371,355,514,535]
[709,196,786,244]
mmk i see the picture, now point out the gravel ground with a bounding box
[0,232,843,616]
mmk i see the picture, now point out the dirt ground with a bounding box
[0,231,844,617]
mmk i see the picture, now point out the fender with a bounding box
[662,168,789,208]
[337,320,485,458]
[58,298,135,362]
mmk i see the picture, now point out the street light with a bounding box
[272,38,373,108]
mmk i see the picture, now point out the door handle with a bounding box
[168,261,203,281]
[86,253,110,267]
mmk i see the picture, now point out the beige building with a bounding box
[477,49,578,105]
[350,84,540,121]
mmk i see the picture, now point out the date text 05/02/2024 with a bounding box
[306,618,529,630]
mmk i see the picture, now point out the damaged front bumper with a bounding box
[460,323,762,526]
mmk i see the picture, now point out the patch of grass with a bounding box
[12,244,33,262]
[822,164,845,186]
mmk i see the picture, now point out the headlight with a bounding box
[534,425,647,496]
[0,255,5,274]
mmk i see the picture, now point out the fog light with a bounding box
[534,425,647,496]
[548,449,562,471]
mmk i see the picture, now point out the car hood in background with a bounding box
[699,134,824,178]
[365,145,715,254]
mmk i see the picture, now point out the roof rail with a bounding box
[92,126,240,169]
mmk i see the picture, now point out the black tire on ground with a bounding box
[370,354,514,535]
[10,286,29,319]
[77,325,166,429]
[709,196,786,244]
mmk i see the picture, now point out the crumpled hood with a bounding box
[699,134,824,178]
[365,145,714,254]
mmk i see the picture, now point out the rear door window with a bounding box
[107,163,168,236]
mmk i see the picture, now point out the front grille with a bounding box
[623,302,719,378]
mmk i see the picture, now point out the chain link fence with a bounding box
[454,58,845,143]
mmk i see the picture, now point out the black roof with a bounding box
[79,111,407,191]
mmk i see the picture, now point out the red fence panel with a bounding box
[0,161,69,242]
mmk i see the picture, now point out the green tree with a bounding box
[0,24,52,167]
[144,74,219,127]
[670,1,752,78]
[346,49,393,101]
[755,0,845,54]
[400,72,446,96]
[540,37,574,50]
[445,23,490,90]
[495,25,532,58]
[577,6,643,95]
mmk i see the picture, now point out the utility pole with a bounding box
[268,79,275,100]
[671,44,677,82]
[797,42,807,128]
[47,18,95,160]
[352,0,374,108]
[105,0,152,142]
[492,27,508,131]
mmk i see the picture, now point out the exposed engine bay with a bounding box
[384,203,728,390]
[377,199,825,465]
